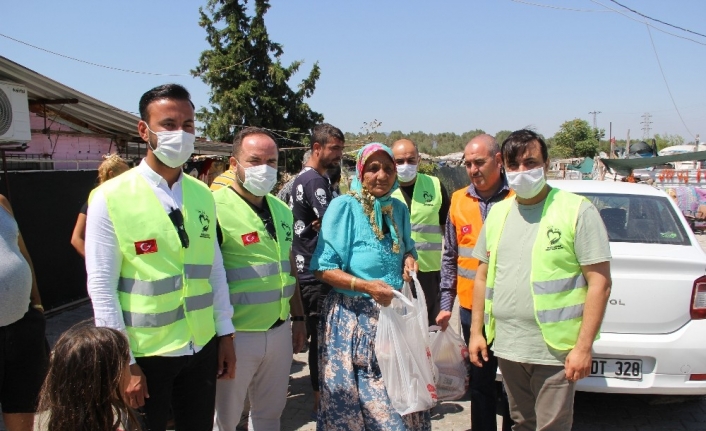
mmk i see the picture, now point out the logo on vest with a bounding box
[242,231,260,246]
[198,210,211,239]
[545,226,563,251]
[461,224,472,235]
[134,239,158,255]
[422,191,434,206]
[281,222,292,242]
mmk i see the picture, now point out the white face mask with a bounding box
[506,166,546,200]
[237,162,278,197]
[145,125,195,168]
[396,163,418,183]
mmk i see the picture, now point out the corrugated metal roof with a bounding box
[0,55,142,142]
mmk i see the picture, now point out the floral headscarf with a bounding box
[349,143,401,252]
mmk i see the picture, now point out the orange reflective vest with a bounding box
[449,187,513,309]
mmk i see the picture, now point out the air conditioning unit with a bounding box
[0,81,31,144]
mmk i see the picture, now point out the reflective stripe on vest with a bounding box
[458,246,474,258]
[225,261,291,282]
[483,189,592,351]
[457,267,476,280]
[411,223,443,234]
[99,169,217,357]
[123,291,214,328]
[118,264,212,295]
[391,174,443,272]
[416,242,443,251]
[230,283,296,305]
[533,274,586,295]
[215,189,296,331]
[449,188,484,310]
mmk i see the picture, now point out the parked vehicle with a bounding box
[549,180,706,395]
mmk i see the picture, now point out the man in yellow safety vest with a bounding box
[470,129,612,431]
[213,127,307,431]
[391,139,449,325]
[85,84,236,431]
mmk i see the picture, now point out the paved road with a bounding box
[6,301,703,431]
[3,236,706,430]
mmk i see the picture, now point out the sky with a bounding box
[2,0,706,143]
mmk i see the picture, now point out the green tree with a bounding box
[551,119,603,158]
[494,130,513,146]
[193,0,323,147]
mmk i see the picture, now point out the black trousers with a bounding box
[135,336,218,431]
[412,270,441,326]
[300,281,331,392]
[460,307,513,431]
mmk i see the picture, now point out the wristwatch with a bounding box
[291,315,306,322]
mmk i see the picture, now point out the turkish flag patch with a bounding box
[461,224,472,235]
[134,239,158,255]
[241,231,260,246]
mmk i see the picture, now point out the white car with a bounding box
[546,180,706,395]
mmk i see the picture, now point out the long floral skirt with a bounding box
[316,290,431,431]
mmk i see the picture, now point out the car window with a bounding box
[577,193,691,245]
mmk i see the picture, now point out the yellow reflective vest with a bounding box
[94,168,217,357]
[484,188,593,351]
[392,173,443,272]
[214,188,296,331]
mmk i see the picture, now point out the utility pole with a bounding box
[588,111,601,130]
[626,129,631,158]
[641,112,652,140]
[609,122,614,158]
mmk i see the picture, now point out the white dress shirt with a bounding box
[85,160,234,363]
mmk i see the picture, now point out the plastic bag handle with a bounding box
[391,289,415,308]
[406,270,422,298]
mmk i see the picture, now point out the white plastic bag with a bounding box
[401,271,431,335]
[375,274,438,415]
[429,326,470,401]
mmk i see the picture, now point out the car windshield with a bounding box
[576,193,691,245]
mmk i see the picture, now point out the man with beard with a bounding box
[85,84,235,431]
[290,123,345,418]
[213,127,306,430]
[470,130,611,431]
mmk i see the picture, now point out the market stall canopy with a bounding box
[600,151,706,176]
[566,157,594,174]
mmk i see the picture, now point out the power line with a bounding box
[509,0,611,13]
[0,32,251,77]
[607,0,706,39]
[644,23,695,139]
[589,0,706,47]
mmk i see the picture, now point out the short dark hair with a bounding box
[139,84,195,121]
[501,129,549,165]
[232,126,278,157]
[310,123,344,150]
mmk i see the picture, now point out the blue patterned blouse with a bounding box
[310,194,417,297]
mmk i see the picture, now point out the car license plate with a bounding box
[589,358,643,380]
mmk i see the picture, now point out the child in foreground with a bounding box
[37,323,140,431]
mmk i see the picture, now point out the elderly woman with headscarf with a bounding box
[310,143,431,430]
